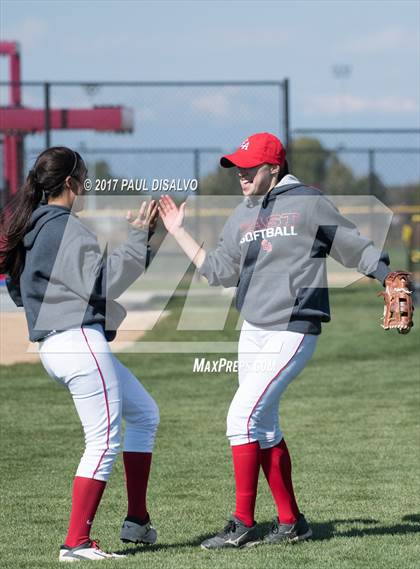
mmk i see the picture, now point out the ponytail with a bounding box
[27,168,44,203]
[0,146,84,281]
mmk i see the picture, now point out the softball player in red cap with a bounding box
[159,132,391,548]
[1,147,160,561]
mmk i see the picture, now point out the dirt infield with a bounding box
[0,310,168,366]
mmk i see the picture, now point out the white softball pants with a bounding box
[38,324,159,481]
[227,321,318,448]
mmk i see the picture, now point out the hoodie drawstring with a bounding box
[262,191,271,209]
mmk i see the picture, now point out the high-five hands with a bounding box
[126,200,159,231]
[158,195,186,235]
[158,195,205,268]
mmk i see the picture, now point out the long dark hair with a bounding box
[0,146,85,281]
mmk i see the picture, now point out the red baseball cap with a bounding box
[220,132,286,169]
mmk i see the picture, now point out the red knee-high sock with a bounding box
[231,441,260,527]
[65,476,106,547]
[260,438,299,524]
[123,451,152,522]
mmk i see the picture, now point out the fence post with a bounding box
[283,78,291,168]
[368,148,375,239]
[368,148,375,196]
[44,82,51,149]
[193,148,200,246]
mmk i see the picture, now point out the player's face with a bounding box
[237,163,276,196]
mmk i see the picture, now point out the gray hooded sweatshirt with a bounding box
[198,175,390,334]
[7,204,149,342]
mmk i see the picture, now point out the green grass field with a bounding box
[1,283,419,569]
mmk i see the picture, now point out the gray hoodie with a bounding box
[7,204,149,342]
[198,175,390,334]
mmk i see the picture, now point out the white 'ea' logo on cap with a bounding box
[240,139,249,150]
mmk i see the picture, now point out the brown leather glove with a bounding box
[378,271,414,334]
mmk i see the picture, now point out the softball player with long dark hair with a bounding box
[1,147,159,562]
[158,132,392,549]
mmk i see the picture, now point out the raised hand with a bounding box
[158,195,186,235]
[126,200,158,230]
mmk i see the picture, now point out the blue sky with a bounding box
[2,0,419,129]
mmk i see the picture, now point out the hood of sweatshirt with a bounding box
[261,175,304,208]
[23,205,73,249]
[243,175,304,210]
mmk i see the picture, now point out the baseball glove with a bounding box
[378,271,414,334]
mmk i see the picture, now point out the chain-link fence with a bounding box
[290,128,420,274]
[0,80,289,203]
[290,128,420,196]
[1,83,419,278]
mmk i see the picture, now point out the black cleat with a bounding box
[201,516,260,550]
[120,516,157,544]
[264,513,312,544]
